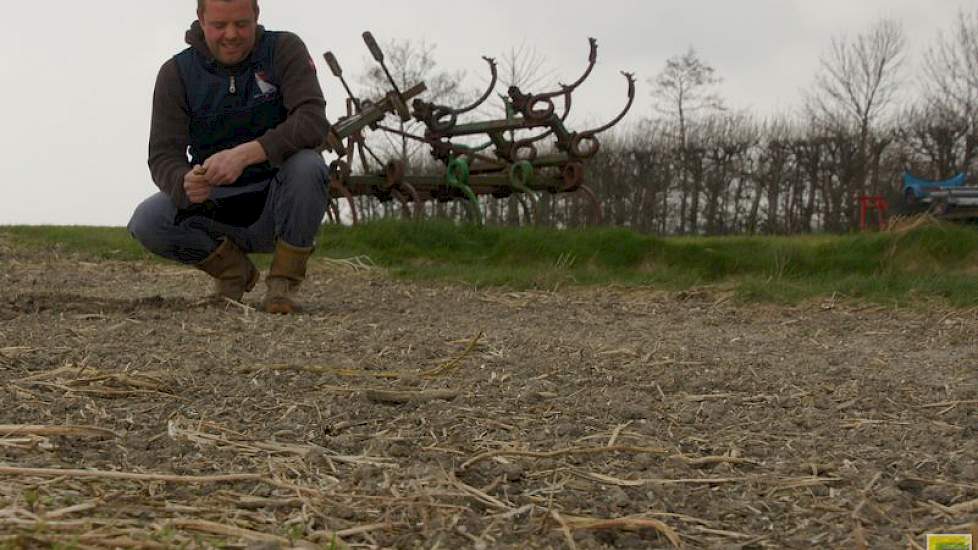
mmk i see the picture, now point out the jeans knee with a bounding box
[281,150,328,183]
[278,150,329,202]
[128,194,173,252]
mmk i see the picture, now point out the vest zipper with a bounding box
[229,75,237,94]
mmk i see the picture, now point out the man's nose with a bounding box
[224,25,239,40]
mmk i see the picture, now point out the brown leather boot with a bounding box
[261,240,314,314]
[196,238,259,302]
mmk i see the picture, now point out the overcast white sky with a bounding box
[0,0,972,226]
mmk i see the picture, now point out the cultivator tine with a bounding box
[339,183,360,225]
[456,57,498,115]
[413,57,498,133]
[508,161,538,198]
[561,162,585,190]
[560,38,599,92]
[508,38,598,123]
[399,181,424,220]
[580,72,637,138]
[389,188,413,220]
[514,194,535,225]
[362,31,403,99]
[446,157,483,225]
[577,185,604,226]
[323,52,360,111]
[318,30,634,227]
[326,199,341,224]
[509,161,540,224]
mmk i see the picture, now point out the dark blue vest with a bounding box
[175,31,287,187]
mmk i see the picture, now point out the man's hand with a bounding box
[202,141,268,186]
[183,165,213,204]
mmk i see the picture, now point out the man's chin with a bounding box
[210,47,246,65]
[220,53,246,64]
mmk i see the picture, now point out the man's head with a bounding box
[197,0,260,65]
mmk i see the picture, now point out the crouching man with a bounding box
[129,0,329,314]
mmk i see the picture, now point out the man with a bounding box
[129,0,330,314]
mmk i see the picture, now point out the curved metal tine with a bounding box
[535,38,598,101]
[559,89,573,122]
[345,192,360,225]
[504,90,567,148]
[578,184,604,225]
[520,90,569,137]
[516,193,538,225]
[580,71,636,136]
[332,181,359,225]
[323,52,361,110]
[325,199,340,224]
[412,57,497,133]
[389,188,413,220]
[503,90,572,152]
[398,181,424,220]
[450,57,498,116]
[514,128,554,149]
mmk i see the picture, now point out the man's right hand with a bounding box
[183,165,213,204]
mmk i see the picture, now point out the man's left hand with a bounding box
[202,142,268,186]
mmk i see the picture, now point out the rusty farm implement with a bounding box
[318,32,635,226]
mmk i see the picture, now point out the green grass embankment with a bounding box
[4,219,978,306]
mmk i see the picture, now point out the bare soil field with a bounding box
[1,240,977,549]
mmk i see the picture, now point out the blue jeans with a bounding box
[128,150,329,264]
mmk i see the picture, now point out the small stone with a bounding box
[896,478,925,494]
[399,373,423,387]
[501,463,525,483]
[921,484,957,504]
[875,486,902,503]
[607,486,631,509]
[809,485,830,497]
[958,462,978,481]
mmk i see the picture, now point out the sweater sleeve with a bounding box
[147,59,192,209]
[256,32,330,166]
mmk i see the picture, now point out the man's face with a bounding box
[198,0,259,65]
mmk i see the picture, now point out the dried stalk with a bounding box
[0,466,320,495]
[365,388,459,404]
[460,445,668,470]
[422,332,484,378]
[0,425,117,439]
[550,510,578,550]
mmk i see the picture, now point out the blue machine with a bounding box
[902,171,967,204]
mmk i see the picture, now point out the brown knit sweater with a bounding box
[148,22,328,209]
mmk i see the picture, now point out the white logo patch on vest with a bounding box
[255,71,278,96]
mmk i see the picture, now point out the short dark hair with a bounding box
[197,0,259,15]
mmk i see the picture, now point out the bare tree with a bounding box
[650,47,725,148]
[650,48,724,233]
[897,104,975,180]
[807,18,907,141]
[919,9,978,176]
[700,112,757,234]
[804,18,906,224]
[498,41,557,94]
[922,9,978,118]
